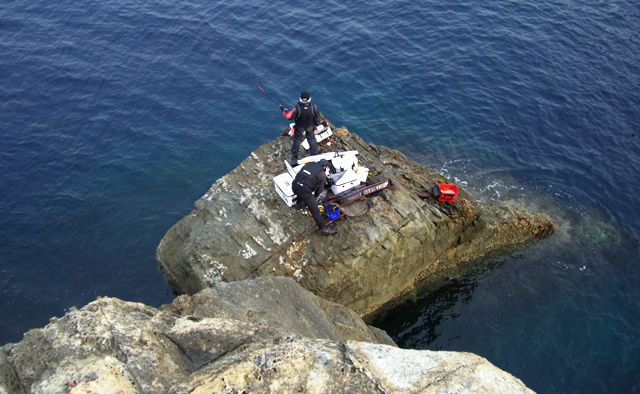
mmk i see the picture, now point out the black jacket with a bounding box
[284,102,322,131]
[294,162,326,196]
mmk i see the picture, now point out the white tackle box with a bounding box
[330,169,361,195]
[301,124,333,150]
[274,172,296,207]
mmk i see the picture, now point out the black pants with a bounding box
[291,126,318,157]
[292,181,325,230]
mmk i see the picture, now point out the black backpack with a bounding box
[295,103,316,121]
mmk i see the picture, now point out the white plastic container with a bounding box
[355,165,369,183]
[274,172,296,207]
[330,153,359,173]
[301,124,333,150]
[330,169,361,195]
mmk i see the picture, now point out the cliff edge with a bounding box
[0,277,534,393]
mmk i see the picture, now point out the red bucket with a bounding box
[433,183,459,202]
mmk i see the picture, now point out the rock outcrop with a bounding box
[0,276,534,393]
[157,131,554,316]
[0,131,550,393]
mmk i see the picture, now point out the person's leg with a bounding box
[290,129,304,159]
[292,181,305,208]
[292,183,335,235]
[306,128,319,155]
[299,193,325,229]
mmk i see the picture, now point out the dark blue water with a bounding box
[1,1,639,392]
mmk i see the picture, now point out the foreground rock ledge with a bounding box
[0,277,534,393]
[157,132,554,316]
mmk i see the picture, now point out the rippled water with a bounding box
[1,0,639,392]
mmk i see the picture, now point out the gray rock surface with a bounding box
[0,276,534,393]
[0,131,550,393]
[157,130,554,316]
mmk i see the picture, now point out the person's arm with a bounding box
[313,105,322,125]
[314,170,327,197]
[283,106,297,120]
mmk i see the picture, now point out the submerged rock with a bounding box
[0,277,534,393]
[157,131,554,316]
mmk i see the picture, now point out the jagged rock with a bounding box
[159,275,396,347]
[168,338,534,393]
[157,132,554,316]
[0,277,534,393]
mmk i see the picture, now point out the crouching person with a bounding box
[292,160,336,236]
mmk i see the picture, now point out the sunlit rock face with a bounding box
[0,276,534,394]
[157,131,554,316]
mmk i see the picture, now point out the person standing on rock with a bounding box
[280,91,325,160]
[292,160,336,236]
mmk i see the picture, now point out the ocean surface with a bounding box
[1,0,639,392]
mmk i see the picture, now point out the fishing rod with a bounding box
[179,22,284,108]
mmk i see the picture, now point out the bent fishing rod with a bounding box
[179,22,284,108]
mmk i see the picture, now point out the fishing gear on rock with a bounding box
[180,22,455,239]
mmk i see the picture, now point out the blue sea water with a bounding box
[1,0,639,392]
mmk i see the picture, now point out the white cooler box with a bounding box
[274,172,297,207]
[330,166,370,195]
[301,124,333,150]
[330,169,361,195]
[354,165,369,183]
